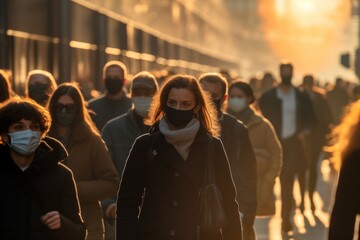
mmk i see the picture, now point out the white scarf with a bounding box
[159,118,200,161]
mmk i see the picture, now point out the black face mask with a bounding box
[165,105,194,127]
[105,77,124,95]
[56,112,76,126]
[28,83,50,105]
[281,76,292,86]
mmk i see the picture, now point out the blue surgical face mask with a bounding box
[132,96,152,117]
[8,130,41,156]
[228,97,247,113]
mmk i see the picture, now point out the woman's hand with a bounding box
[41,211,62,230]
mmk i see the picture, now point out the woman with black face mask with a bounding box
[116,74,242,240]
[47,83,120,240]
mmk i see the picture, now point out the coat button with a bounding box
[174,172,180,177]
[170,229,176,236]
[173,200,178,206]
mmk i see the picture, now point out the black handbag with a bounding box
[198,137,227,234]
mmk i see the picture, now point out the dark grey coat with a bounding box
[116,125,242,240]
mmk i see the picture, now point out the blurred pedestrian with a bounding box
[227,80,282,217]
[259,61,315,233]
[301,75,333,213]
[0,69,12,103]
[48,83,119,240]
[260,71,277,96]
[200,73,257,240]
[0,98,86,239]
[116,74,242,239]
[328,100,360,239]
[25,70,57,107]
[326,77,350,126]
[101,71,159,240]
[88,61,132,131]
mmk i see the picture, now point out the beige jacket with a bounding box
[64,133,119,240]
[234,108,283,216]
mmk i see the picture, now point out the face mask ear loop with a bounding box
[5,133,12,146]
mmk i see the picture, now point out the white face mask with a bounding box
[228,97,247,113]
[132,96,152,117]
[8,130,41,156]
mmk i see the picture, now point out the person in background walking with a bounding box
[259,61,315,234]
[101,71,159,240]
[25,70,57,107]
[88,61,132,131]
[328,99,360,240]
[227,80,282,217]
[116,74,242,240]
[0,98,86,240]
[48,83,119,240]
[326,77,350,126]
[301,75,333,213]
[200,73,257,240]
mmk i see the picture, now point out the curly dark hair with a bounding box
[0,97,51,138]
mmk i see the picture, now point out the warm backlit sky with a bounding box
[258,0,357,83]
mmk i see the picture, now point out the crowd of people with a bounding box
[0,59,359,240]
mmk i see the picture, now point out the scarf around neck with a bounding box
[159,117,200,161]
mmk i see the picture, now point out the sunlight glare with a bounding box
[259,0,351,79]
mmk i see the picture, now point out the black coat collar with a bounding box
[0,136,67,175]
[151,125,210,183]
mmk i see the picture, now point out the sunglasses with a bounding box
[54,103,77,113]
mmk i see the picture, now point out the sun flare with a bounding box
[259,0,351,76]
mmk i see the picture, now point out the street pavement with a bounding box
[254,159,338,240]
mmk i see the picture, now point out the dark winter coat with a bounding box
[102,109,150,175]
[116,125,242,240]
[259,87,315,138]
[88,93,132,131]
[220,113,257,216]
[329,148,360,240]
[0,137,86,240]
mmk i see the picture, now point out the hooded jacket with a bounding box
[0,136,86,240]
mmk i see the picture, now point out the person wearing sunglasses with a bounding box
[47,83,119,240]
[0,97,86,240]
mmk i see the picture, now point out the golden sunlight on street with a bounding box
[255,159,338,239]
[258,0,351,76]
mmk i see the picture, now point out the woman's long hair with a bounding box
[328,100,360,170]
[48,82,99,143]
[145,74,220,137]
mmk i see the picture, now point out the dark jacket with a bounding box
[101,109,150,216]
[88,93,132,131]
[116,124,242,240]
[220,113,257,216]
[329,149,360,240]
[259,87,315,138]
[0,137,86,240]
[102,109,150,175]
